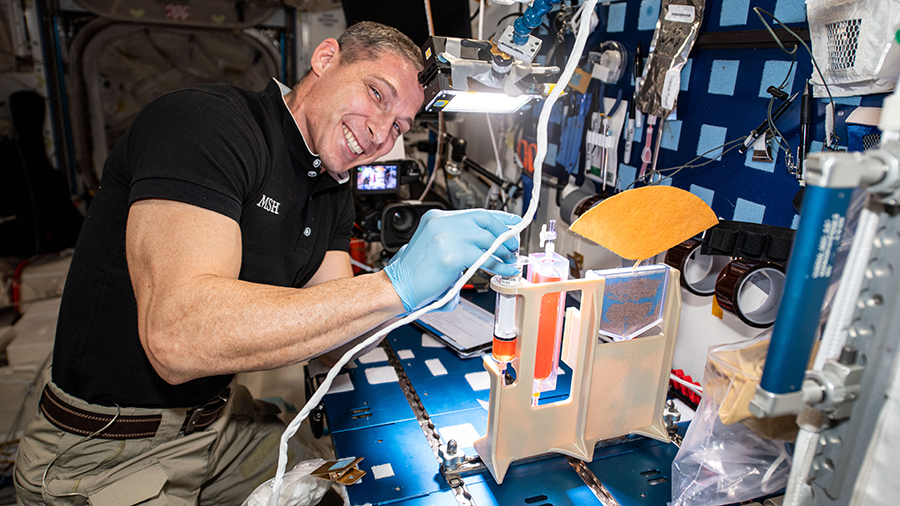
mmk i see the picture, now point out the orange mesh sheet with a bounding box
[570,186,718,261]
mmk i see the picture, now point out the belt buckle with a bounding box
[183,407,205,435]
[184,387,230,436]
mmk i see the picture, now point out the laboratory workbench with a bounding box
[311,318,686,506]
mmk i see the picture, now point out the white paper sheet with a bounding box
[416,298,493,352]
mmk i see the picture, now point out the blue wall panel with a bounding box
[541,0,888,230]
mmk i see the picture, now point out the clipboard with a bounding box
[414,298,494,358]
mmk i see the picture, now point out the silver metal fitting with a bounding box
[865,141,900,204]
[440,439,466,471]
[749,387,806,418]
[805,151,887,189]
[491,54,514,75]
[803,346,863,420]
[805,142,900,206]
[496,25,542,64]
[663,399,681,429]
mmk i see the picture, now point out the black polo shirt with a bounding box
[53,80,354,408]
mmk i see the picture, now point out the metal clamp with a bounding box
[310,457,366,485]
[802,346,863,420]
[497,25,542,64]
[749,388,805,418]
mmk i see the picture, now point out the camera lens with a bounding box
[390,206,418,237]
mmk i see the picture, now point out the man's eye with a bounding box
[371,87,381,100]
[393,122,401,132]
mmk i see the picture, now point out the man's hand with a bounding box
[383,209,520,312]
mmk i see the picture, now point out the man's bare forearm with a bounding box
[127,199,406,384]
[141,270,403,384]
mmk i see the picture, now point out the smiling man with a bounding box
[15,21,520,505]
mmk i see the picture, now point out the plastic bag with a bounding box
[242,458,337,506]
[670,334,793,506]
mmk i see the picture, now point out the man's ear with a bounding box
[310,38,340,77]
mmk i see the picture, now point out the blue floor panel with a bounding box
[587,437,680,506]
[386,324,492,416]
[385,489,462,506]
[466,455,603,506]
[321,357,416,433]
[332,419,447,506]
[428,409,488,456]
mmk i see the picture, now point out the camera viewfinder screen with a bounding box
[355,164,398,192]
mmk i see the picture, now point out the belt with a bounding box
[39,385,230,440]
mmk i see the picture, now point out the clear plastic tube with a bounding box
[492,283,520,364]
[492,256,527,367]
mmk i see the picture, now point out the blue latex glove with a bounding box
[384,209,521,313]
[386,245,461,313]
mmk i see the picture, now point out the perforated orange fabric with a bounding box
[570,186,718,261]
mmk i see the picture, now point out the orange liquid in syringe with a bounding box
[492,336,516,363]
[533,272,563,381]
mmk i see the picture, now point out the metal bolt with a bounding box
[440,439,465,470]
[839,345,858,365]
[664,399,681,428]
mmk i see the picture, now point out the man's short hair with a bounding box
[337,21,424,73]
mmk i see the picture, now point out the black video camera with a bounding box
[352,159,445,252]
[351,159,423,194]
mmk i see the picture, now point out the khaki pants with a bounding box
[14,380,306,505]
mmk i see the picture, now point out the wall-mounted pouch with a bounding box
[635,0,706,117]
[807,0,900,97]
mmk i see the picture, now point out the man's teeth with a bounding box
[343,125,363,155]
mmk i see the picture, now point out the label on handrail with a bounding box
[812,213,845,278]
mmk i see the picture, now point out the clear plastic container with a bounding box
[492,258,527,365]
[587,265,668,342]
[527,250,569,397]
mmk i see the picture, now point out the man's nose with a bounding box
[367,114,393,145]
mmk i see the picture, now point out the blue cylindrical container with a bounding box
[760,185,853,394]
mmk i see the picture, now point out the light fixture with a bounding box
[425,88,537,114]
[418,36,551,114]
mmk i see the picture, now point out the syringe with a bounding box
[492,256,528,370]
[527,220,568,406]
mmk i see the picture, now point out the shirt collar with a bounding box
[274,78,349,184]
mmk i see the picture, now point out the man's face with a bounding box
[303,49,424,176]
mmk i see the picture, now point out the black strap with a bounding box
[701,220,795,265]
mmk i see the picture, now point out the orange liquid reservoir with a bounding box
[527,219,568,403]
[527,245,568,398]
[492,335,517,363]
[532,271,563,380]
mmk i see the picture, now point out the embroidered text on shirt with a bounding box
[257,195,281,215]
